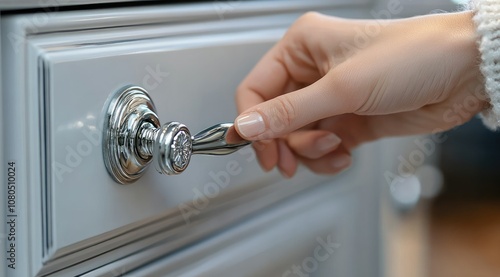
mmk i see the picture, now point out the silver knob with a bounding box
[102,86,250,184]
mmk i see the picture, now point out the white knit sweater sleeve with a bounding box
[472,0,500,130]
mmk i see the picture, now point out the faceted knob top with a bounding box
[102,85,250,183]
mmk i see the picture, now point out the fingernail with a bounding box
[236,112,265,138]
[330,154,352,169]
[316,134,341,151]
[279,169,292,179]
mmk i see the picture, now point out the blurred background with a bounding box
[384,118,500,277]
[432,118,500,277]
[377,1,500,277]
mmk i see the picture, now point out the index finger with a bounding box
[233,43,290,173]
[235,42,291,114]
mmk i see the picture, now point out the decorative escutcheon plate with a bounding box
[102,86,250,184]
[102,86,161,184]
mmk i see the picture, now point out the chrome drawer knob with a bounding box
[103,86,250,184]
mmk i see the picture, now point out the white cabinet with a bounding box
[0,1,389,276]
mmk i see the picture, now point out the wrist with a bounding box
[443,11,488,119]
[471,1,500,130]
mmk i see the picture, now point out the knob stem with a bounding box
[137,122,250,175]
[192,123,250,155]
[103,86,250,183]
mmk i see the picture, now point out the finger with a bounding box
[252,140,279,172]
[235,70,355,141]
[320,102,465,150]
[235,43,298,114]
[300,145,352,174]
[318,114,376,151]
[235,23,324,115]
[277,139,298,178]
[316,105,454,153]
[287,130,341,159]
[364,102,469,138]
[235,46,303,172]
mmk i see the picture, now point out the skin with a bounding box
[234,11,488,178]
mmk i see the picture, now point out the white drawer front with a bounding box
[1,2,375,276]
[47,27,282,251]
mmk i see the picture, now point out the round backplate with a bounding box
[102,86,160,184]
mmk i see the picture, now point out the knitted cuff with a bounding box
[472,0,500,130]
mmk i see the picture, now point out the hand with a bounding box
[234,11,486,178]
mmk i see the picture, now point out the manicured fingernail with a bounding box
[331,154,352,169]
[236,112,265,138]
[316,134,341,151]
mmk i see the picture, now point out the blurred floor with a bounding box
[431,118,500,276]
[429,200,500,277]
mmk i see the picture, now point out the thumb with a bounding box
[234,75,352,140]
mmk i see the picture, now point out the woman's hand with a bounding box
[234,11,486,177]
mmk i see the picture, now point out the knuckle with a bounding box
[288,12,322,35]
[328,67,364,113]
[267,96,297,133]
[330,66,353,93]
[299,11,323,23]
